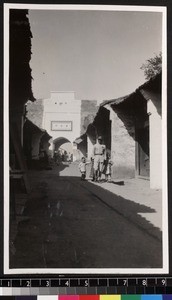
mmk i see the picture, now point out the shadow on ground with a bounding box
[77,178,162,241]
[10,168,162,269]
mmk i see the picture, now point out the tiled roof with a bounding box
[24,119,51,139]
[100,72,161,108]
[74,133,87,144]
[100,92,136,107]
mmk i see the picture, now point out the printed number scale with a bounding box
[0,278,172,294]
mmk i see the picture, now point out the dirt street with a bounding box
[10,162,162,269]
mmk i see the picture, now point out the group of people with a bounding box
[79,136,113,182]
[54,150,73,164]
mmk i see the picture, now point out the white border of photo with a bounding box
[4,3,168,274]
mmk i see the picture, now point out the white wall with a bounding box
[51,91,75,101]
[87,135,94,159]
[148,99,162,189]
[42,92,81,159]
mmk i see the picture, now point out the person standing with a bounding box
[92,136,106,182]
[79,157,90,180]
[89,156,95,181]
[103,152,113,182]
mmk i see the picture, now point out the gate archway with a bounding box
[53,137,74,162]
[54,137,71,149]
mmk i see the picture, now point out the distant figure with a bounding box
[103,153,113,182]
[54,151,58,163]
[89,156,95,181]
[64,151,68,162]
[92,136,106,182]
[70,153,73,162]
[79,157,90,180]
[54,150,61,165]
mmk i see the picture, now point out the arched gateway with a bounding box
[53,137,73,161]
[42,91,81,161]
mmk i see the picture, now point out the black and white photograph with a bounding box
[4,4,168,274]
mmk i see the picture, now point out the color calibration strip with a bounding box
[1,278,172,296]
[0,288,172,296]
[0,295,171,300]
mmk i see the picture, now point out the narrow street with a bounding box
[10,162,162,269]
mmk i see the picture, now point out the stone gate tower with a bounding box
[42,91,81,160]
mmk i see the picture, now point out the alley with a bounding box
[10,162,162,270]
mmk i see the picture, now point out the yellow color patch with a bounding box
[100,296,121,300]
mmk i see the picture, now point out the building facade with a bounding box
[42,91,81,160]
[83,73,162,189]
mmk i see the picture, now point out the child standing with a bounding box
[79,157,90,180]
[103,153,113,182]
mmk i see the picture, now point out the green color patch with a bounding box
[121,295,141,300]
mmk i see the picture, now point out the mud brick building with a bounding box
[74,100,98,159]
[85,73,162,189]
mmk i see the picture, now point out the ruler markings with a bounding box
[1,277,172,290]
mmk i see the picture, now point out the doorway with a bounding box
[136,118,150,178]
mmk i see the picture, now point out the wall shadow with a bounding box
[78,178,162,241]
[9,170,162,269]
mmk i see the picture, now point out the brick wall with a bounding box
[26,99,44,128]
[80,100,98,135]
[111,107,135,179]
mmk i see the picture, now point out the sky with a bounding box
[29,8,162,101]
